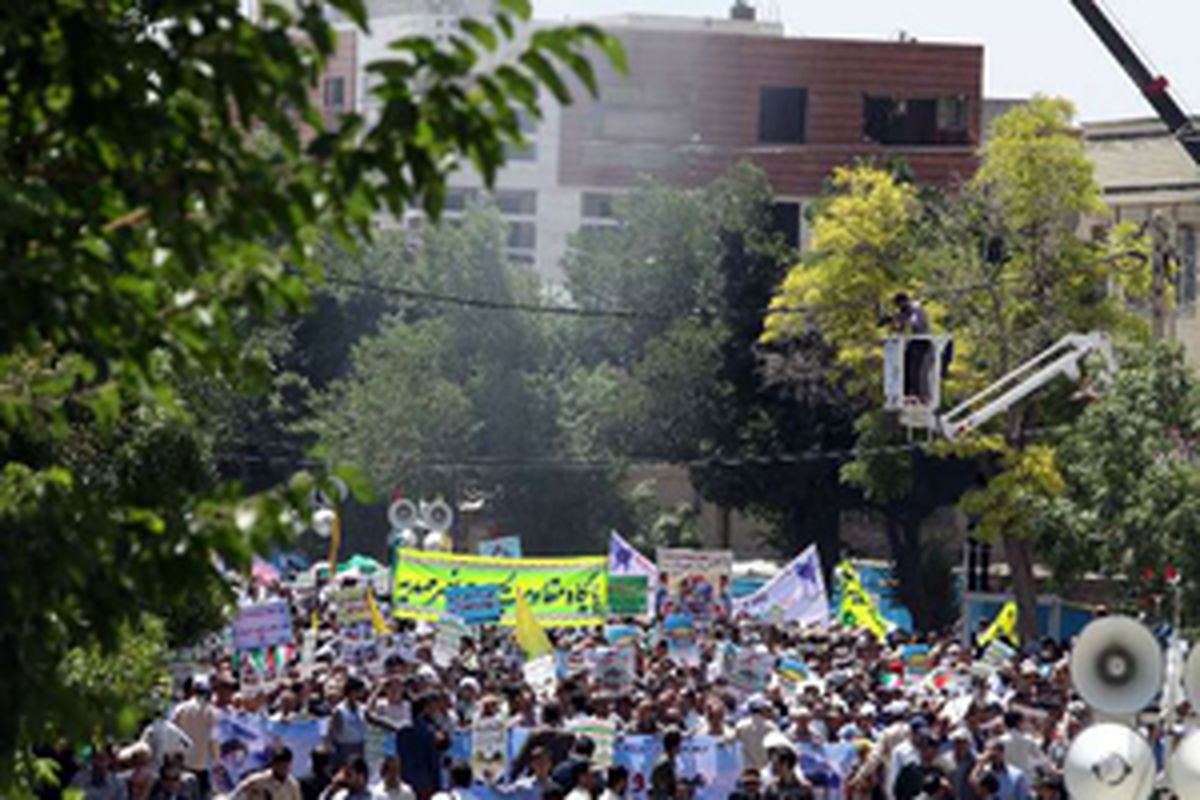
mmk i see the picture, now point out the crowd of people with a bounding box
[44,566,1094,800]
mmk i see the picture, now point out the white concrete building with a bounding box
[1085,117,1200,366]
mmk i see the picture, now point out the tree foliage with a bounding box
[0,0,621,787]
[1035,343,1200,615]
[305,207,636,553]
[763,98,1152,637]
[562,164,858,565]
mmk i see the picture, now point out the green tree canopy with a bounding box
[0,0,621,787]
[763,98,1152,638]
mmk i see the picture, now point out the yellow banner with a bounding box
[392,549,607,627]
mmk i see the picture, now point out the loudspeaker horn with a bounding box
[1064,723,1155,800]
[422,499,454,534]
[311,507,337,539]
[1070,615,1164,715]
[1170,731,1200,800]
[387,498,419,531]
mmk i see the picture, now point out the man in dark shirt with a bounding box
[649,729,682,800]
[894,733,952,800]
[301,747,334,800]
[891,293,934,401]
[396,695,442,800]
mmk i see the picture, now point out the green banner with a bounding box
[608,575,648,616]
[393,549,607,627]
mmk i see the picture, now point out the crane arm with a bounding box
[938,333,1116,441]
[1069,0,1200,167]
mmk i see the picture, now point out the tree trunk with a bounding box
[1002,532,1039,647]
[883,507,927,632]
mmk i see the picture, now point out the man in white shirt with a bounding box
[735,697,778,772]
[140,716,192,770]
[997,710,1047,775]
[170,676,219,797]
[370,756,417,800]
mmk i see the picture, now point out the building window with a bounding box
[508,251,536,266]
[444,187,478,212]
[771,202,802,250]
[508,221,537,250]
[493,189,537,216]
[505,108,539,162]
[1180,225,1197,306]
[581,192,618,220]
[863,94,971,146]
[758,87,807,144]
[323,76,346,111]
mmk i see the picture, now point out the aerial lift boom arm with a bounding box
[1069,0,1200,167]
[938,333,1116,440]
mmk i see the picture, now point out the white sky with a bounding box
[534,0,1200,124]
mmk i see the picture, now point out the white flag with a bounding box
[733,545,829,627]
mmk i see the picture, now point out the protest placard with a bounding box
[592,646,636,694]
[731,646,774,695]
[393,550,607,626]
[523,654,557,699]
[568,718,618,767]
[980,639,1018,672]
[433,613,470,668]
[472,717,508,782]
[663,612,700,666]
[333,585,370,625]
[903,644,933,678]
[605,625,638,647]
[446,584,502,625]
[609,575,649,617]
[478,536,522,559]
[231,601,293,650]
[656,548,732,621]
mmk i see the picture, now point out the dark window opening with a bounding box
[323,76,346,110]
[770,202,802,250]
[863,94,970,146]
[508,221,537,250]
[582,192,618,219]
[1180,225,1197,306]
[493,189,537,216]
[444,187,478,212]
[758,87,807,144]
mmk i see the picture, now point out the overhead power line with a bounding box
[324,276,1005,322]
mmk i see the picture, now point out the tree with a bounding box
[305,206,638,553]
[765,99,1151,640]
[0,0,621,788]
[564,163,860,567]
[1034,342,1200,616]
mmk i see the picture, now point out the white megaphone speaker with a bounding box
[395,528,418,549]
[311,507,337,539]
[422,530,446,551]
[387,498,419,531]
[1070,616,1164,716]
[1170,731,1200,800]
[1064,723,1155,800]
[422,499,454,534]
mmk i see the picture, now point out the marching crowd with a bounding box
[47,568,1086,800]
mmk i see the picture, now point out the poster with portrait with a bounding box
[655,549,733,622]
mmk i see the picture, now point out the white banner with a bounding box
[732,545,829,627]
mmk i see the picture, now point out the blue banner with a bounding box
[446,584,502,625]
